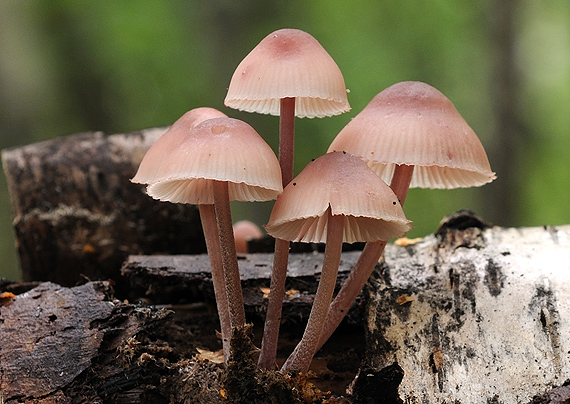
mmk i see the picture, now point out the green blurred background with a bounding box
[1,1,569,281]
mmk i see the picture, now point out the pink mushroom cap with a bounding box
[328,81,496,189]
[225,28,350,118]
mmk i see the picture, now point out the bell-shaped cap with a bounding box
[233,220,263,254]
[146,117,283,204]
[132,107,227,184]
[225,28,350,118]
[265,151,411,243]
[328,81,496,189]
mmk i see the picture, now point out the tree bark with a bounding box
[0,281,174,404]
[1,212,569,403]
[122,250,363,324]
[351,212,570,403]
[1,129,206,289]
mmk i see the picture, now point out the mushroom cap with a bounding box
[328,81,496,189]
[146,117,283,204]
[233,220,263,254]
[224,28,350,118]
[265,151,411,243]
[132,107,228,184]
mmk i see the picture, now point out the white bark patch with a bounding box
[365,224,570,403]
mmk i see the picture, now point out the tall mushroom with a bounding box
[132,108,234,358]
[320,81,496,349]
[225,28,350,185]
[265,151,411,372]
[225,28,351,369]
[141,117,282,361]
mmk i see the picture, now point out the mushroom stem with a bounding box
[212,180,246,329]
[257,97,295,369]
[257,237,290,369]
[279,97,296,186]
[390,164,414,206]
[198,204,232,362]
[317,164,414,350]
[282,209,344,373]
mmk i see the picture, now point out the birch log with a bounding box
[353,217,570,403]
[124,212,570,402]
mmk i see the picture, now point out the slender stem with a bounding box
[279,97,296,186]
[282,210,344,373]
[390,164,414,206]
[257,237,290,369]
[198,204,232,362]
[317,164,415,350]
[257,97,295,369]
[212,180,246,329]
[316,239,386,349]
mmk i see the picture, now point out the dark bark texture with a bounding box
[0,281,174,404]
[122,250,368,331]
[1,129,206,289]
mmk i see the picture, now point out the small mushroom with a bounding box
[265,152,410,372]
[224,28,350,369]
[233,220,263,254]
[143,117,282,361]
[319,81,496,349]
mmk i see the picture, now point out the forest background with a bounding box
[0,1,568,280]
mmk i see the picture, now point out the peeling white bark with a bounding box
[363,224,570,403]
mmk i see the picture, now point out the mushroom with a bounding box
[225,28,349,185]
[224,28,350,369]
[132,108,234,358]
[233,220,263,254]
[265,151,411,372]
[319,81,496,349]
[143,117,282,361]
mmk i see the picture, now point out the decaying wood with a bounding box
[122,251,365,324]
[124,212,570,403]
[1,130,206,288]
[353,216,570,403]
[1,212,569,403]
[0,281,174,403]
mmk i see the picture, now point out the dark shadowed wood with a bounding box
[0,281,173,403]
[1,129,206,287]
[122,251,365,324]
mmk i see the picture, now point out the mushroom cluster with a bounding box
[132,29,495,375]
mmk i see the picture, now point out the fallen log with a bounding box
[351,213,570,403]
[1,130,206,288]
[121,250,366,325]
[1,208,569,403]
[122,211,570,403]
